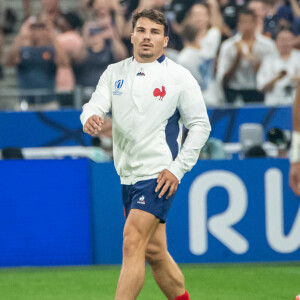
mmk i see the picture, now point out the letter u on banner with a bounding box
[265,168,300,253]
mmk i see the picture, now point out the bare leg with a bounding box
[146,224,186,300]
[115,209,160,300]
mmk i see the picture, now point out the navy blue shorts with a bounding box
[122,178,177,223]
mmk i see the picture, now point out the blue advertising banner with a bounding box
[0,106,292,148]
[90,159,300,264]
[0,159,91,267]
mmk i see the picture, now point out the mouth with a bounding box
[140,43,153,49]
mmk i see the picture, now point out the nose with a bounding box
[143,30,151,40]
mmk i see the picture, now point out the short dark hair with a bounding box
[238,8,256,20]
[132,9,169,37]
[61,11,83,29]
[182,23,199,43]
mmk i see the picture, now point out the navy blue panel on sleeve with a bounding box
[165,109,180,160]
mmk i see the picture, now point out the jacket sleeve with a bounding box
[167,71,211,181]
[80,66,112,126]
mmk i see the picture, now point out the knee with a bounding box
[145,244,164,266]
[122,231,143,258]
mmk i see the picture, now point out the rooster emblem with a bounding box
[153,86,166,101]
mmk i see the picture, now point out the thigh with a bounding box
[123,208,160,243]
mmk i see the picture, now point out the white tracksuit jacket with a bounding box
[80,55,211,185]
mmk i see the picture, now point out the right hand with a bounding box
[83,115,104,136]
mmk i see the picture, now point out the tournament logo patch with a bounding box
[113,79,124,95]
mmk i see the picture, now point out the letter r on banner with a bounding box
[189,170,249,255]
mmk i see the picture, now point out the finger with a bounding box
[155,177,165,193]
[90,119,102,131]
[86,124,99,136]
[93,115,104,125]
[157,171,164,183]
[166,184,174,199]
[159,181,170,199]
[86,123,96,133]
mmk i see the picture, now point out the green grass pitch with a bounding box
[0,263,299,299]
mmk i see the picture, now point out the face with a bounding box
[248,1,266,19]
[93,0,110,16]
[189,4,209,29]
[276,31,294,54]
[131,17,169,63]
[30,24,49,45]
[238,14,256,36]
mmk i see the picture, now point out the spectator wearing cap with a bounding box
[7,16,68,104]
[217,8,276,104]
[257,29,300,105]
[55,11,85,96]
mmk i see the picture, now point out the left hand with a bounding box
[289,161,300,196]
[155,169,179,199]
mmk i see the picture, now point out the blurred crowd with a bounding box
[1,0,300,108]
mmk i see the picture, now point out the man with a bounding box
[177,22,222,106]
[80,9,211,300]
[217,8,276,104]
[290,82,300,196]
[257,29,300,105]
[7,16,68,104]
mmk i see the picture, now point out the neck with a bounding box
[242,32,255,41]
[134,52,164,63]
[185,41,201,49]
[280,51,291,59]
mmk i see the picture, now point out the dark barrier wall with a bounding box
[91,160,300,264]
[0,159,91,267]
[0,106,292,148]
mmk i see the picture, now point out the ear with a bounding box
[163,36,169,48]
[131,32,134,45]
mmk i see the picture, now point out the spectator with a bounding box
[257,29,300,105]
[181,1,222,53]
[177,23,222,106]
[55,12,85,96]
[264,0,294,39]
[17,0,61,48]
[217,8,276,104]
[7,16,68,104]
[248,0,268,35]
[177,1,223,104]
[83,0,126,39]
[219,0,243,40]
[74,9,128,90]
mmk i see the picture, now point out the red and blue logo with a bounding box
[136,72,145,76]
